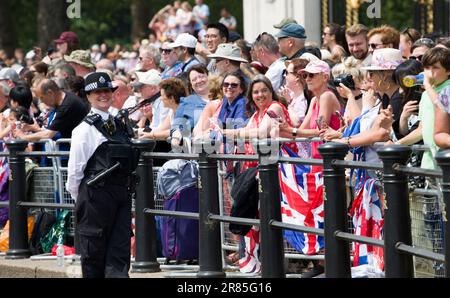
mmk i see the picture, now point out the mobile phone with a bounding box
[315,116,324,129]
[266,110,282,123]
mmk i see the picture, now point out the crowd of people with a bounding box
[1,0,450,278]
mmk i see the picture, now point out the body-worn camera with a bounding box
[332,74,355,90]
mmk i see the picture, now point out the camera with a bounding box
[332,74,355,90]
[18,113,34,125]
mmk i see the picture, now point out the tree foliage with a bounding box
[3,0,441,54]
[5,0,243,52]
[359,0,414,30]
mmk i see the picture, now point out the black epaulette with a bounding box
[84,114,102,126]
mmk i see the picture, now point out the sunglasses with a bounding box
[409,55,423,61]
[223,82,239,89]
[415,38,435,46]
[256,32,268,43]
[401,27,414,42]
[368,43,386,50]
[160,48,173,54]
[302,73,317,79]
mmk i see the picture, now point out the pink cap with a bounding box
[302,60,330,75]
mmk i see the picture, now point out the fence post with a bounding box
[5,140,30,259]
[197,141,225,278]
[258,140,285,278]
[377,145,413,278]
[319,142,351,278]
[435,149,450,278]
[131,139,160,273]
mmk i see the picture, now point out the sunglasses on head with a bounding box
[302,72,317,79]
[401,27,414,42]
[223,82,239,89]
[415,38,435,46]
[256,32,268,42]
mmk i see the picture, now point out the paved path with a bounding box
[0,255,189,278]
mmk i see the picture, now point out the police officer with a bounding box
[66,72,139,278]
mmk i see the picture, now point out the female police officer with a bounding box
[66,72,139,278]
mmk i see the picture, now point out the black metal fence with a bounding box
[1,138,450,278]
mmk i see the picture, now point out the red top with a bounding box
[309,93,341,159]
[243,101,298,170]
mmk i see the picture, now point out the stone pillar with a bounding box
[243,0,321,45]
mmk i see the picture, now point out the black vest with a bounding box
[83,114,140,186]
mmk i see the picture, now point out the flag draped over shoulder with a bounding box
[278,145,324,255]
[350,178,384,270]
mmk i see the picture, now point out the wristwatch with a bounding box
[292,127,298,138]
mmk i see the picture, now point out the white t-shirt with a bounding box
[151,97,170,129]
[288,93,308,126]
[265,57,286,92]
[219,16,237,29]
[193,4,209,27]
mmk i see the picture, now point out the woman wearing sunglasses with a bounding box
[222,75,299,164]
[220,75,299,274]
[329,49,403,164]
[279,58,312,127]
[193,71,248,141]
[280,60,342,160]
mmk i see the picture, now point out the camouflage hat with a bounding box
[64,50,94,69]
[273,17,298,29]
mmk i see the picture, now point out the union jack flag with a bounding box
[350,178,384,270]
[278,145,325,255]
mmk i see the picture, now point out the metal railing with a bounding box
[2,138,450,278]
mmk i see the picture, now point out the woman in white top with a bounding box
[279,58,311,127]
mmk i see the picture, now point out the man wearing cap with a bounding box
[64,50,95,77]
[66,72,140,278]
[208,43,249,81]
[276,23,307,61]
[14,78,88,143]
[273,17,297,30]
[160,42,184,79]
[169,33,201,77]
[131,69,169,130]
[0,68,20,89]
[54,31,80,57]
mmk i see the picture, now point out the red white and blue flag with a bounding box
[350,178,384,270]
[278,145,325,255]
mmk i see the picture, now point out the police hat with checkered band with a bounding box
[84,72,118,93]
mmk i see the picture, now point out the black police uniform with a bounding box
[75,113,139,278]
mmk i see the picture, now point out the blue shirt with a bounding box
[216,95,248,156]
[161,61,183,79]
[172,94,207,136]
[217,95,248,130]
